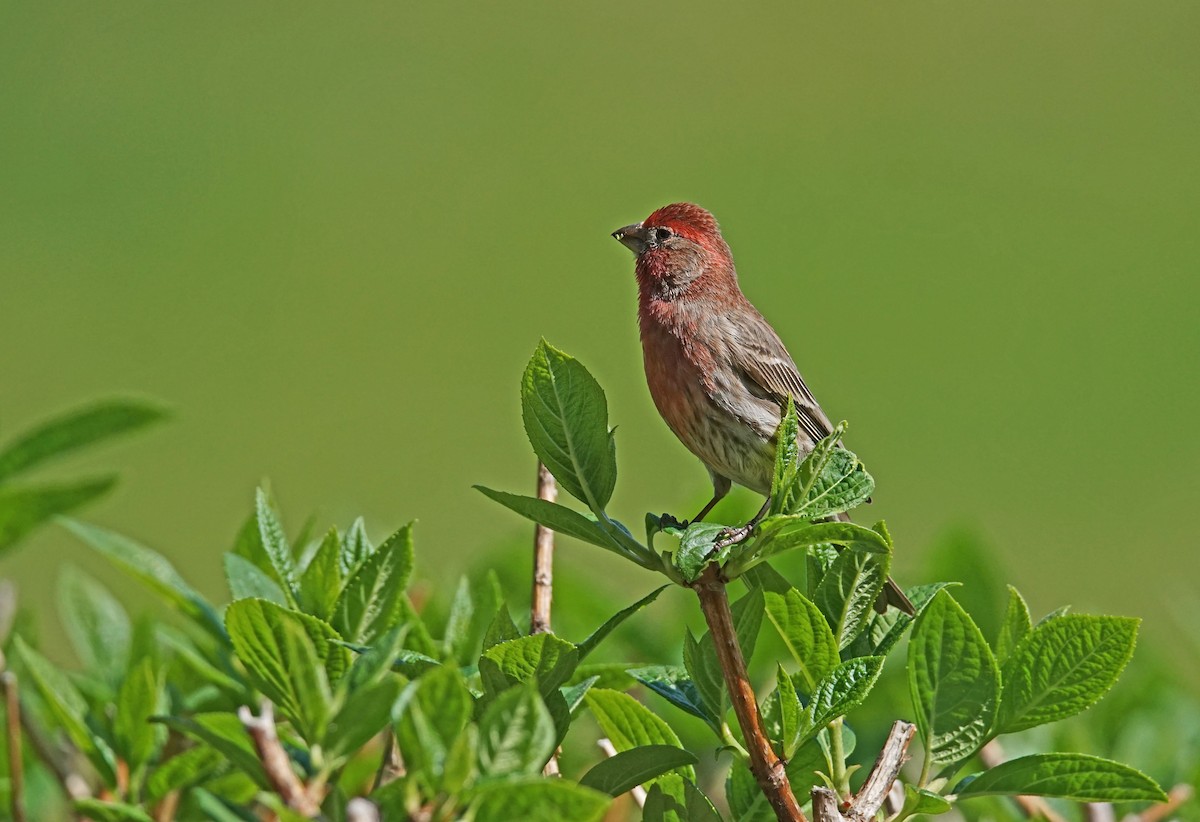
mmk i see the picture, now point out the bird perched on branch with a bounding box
[613,202,913,614]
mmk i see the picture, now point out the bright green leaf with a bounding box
[955,753,1167,803]
[57,565,131,683]
[478,683,556,779]
[0,478,116,553]
[584,689,694,781]
[223,553,287,604]
[763,587,839,693]
[470,777,610,822]
[995,585,1032,665]
[332,522,414,645]
[814,549,889,650]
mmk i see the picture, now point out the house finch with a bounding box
[613,202,913,614]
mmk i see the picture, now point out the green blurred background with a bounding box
[1,2,1197,652]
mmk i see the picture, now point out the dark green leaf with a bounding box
[561,675,599,714]
[470,777,610,822]
[683,629,725,724]
[731,586,765,662]
[475,486,635,561]
[0,477,116,553]
[763,587,839,693]
[478,683,556,778]
[577,585,668,662]
[908,590,999,766]
[955,753,1167,802]
[584,689,694,781]
[672,522,730,582]
[482,604,522,651]
[145,745,225,802]
[733,517,890,576]
[520,340,617,512]
[580,745,698,796]
[332,522,414,645]
[0,399,167,483]
[997,615,1138,733]
[848,582,959,661]
[645,774,722,822]
[627,665,715,725]
[57,565,131,683]
[762,664,802,756]
[814,549,889,650]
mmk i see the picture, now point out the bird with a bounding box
[612,202,913,614]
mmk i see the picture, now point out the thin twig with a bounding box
[531,461,556,635]
[372,728,403,791]
[18,703,90,801]
[238,701,321,816]
[848,721,916,822]
[812,787,847,822]
[980,740,1067,822]
[693,566,805,822]
[3,673,26,822]
[598,737,646,807]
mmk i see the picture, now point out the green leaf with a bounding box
[0,399,167,483]
[0,477,116,553]
[777,425,874,519]
[732,585,765,662]
[954,753,1167,803]
[577,586,668,662]
[71,800,155,822]
[520,340,617,512]
[814,548,889,650]
[584,689,694,781]
[769,398,803,516]
[154,712,267,788]
[13,636,117,782]
[479,632,578,699]
[442,576,474,662]
[644,774,722,822]
[627,665,715,725]
[994,585,1032,665]
[800,656,884,742]
[671,522,731,582]
[279,619,333,739]
[475,486,639,563]
[332,522,414,645]
[763,587,839,693]
[223,553,287,604]
[254,488,299,604]
[297,528,343,620]
[470,777,611,822]
[732,517,890,575]
[683,629,725,724]
[478,683,556,778]
[908,590,1000,766]
[848,582,959,661]
[62,518,224,637]
[113,658,165,769]
[762,663,802,756]
[341,516,374,574]
[483,604,522,651]
[997,614,1138,734]
[901,785,953,817]
[57,565,131,683]
[224,598,350,723]
[580,746,699,796]
[145,745,225,803]
[393,665,473,783]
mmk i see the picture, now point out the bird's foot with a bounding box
[658,513,688,531]
[711,523,754,553]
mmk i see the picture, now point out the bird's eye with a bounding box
[653,227,673,243]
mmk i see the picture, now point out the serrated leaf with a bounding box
[628,665,715,725]
[0,399,167,483]
[58,565,131,683]
[470,777,611,822]
[254,488,298,604]
[0,477,116,553]
[145,745,224,802]
[732,517,890,576]
[997,614,1138,733]
[769,398,803,516]
[393,665,472,783]
[584,689,694,781]
[154,712,267,788]
[113,658,165,769]
[298,528,343,620]
[520,340,617,512]
[332,522,414,644]
[779,427,875,520]
[479,633,578,699]
[580,745,699,796]
[62,518,224,637]
[848,582,959,661]
[762,663,802,756]
[908,590,999,766]
[478,683,556,778]
[223,553,287,604]
[763,587,840,693]
[995,585,1032,664]
[671,522,730,582]
[814,549,889,650]
[71,800,155,822]
[341,516,373,574]
[577,586,667,662]
[954,753,1167,802]
[799,656,884,743]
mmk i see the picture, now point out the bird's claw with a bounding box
[711,524,753,553]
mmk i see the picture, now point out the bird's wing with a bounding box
[728,313,835,444]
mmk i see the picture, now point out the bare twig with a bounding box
[1126,784,1194,822]
[848,721,916,822]
[812,787,847,822]
[980,740,1067,822]
[372,728,403,790]
[16,698,90,801]
[3,673,26,822]
[693,566,805,822]
[238,701,321,816]
[598,737,646,807]
[530,461,557,635]
[346,798,381,822]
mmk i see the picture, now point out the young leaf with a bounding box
[332,522,414,645]
[279,620,333,740]
[584,689,694,781]
[254,488,299,604]
[769,398,803,516]
[71,800,156,822]
[900,785,953,817]
[475,486,635,560]
[297,528,343,620]
[477,683,556,778]
[683,629,725,724]
[341,516,374,573]
[994,585,1032,664]
[577,585,668,662]
[954,753,1167,803]
[781,429,875,520]
[393,665,473,782]
[763,587,839,693]
[732,517,890,575]
[479,633,579,699]
[223,553,287,605]
[761,664,802,756]
[520,340,617,512]
[144,745,224,803]
[483,604,522,651]
[580,745,699,796]
[646,774,723,822]
[671,522,731,582]
[57,565,131,683]
[814,549,889,649]
[847,582,959,661]
[113,658,165,770]
[731,585,765,662]
[0,399,167,483]
[0,478,117,553]
[469,777,610,822]
[908,590,1000,766]
[997,614,1138,734]
[154,712,267,788]
[799,656,885,743]
[627,666,714,725]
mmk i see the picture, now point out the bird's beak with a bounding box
[612,223,649,255]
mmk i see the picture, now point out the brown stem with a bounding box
[1128,784,1193,822]
[3,673,26,822]
[238,701,321,816]
[530,462,557,635]
[812,787,847,822]
[693,566,805,822]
